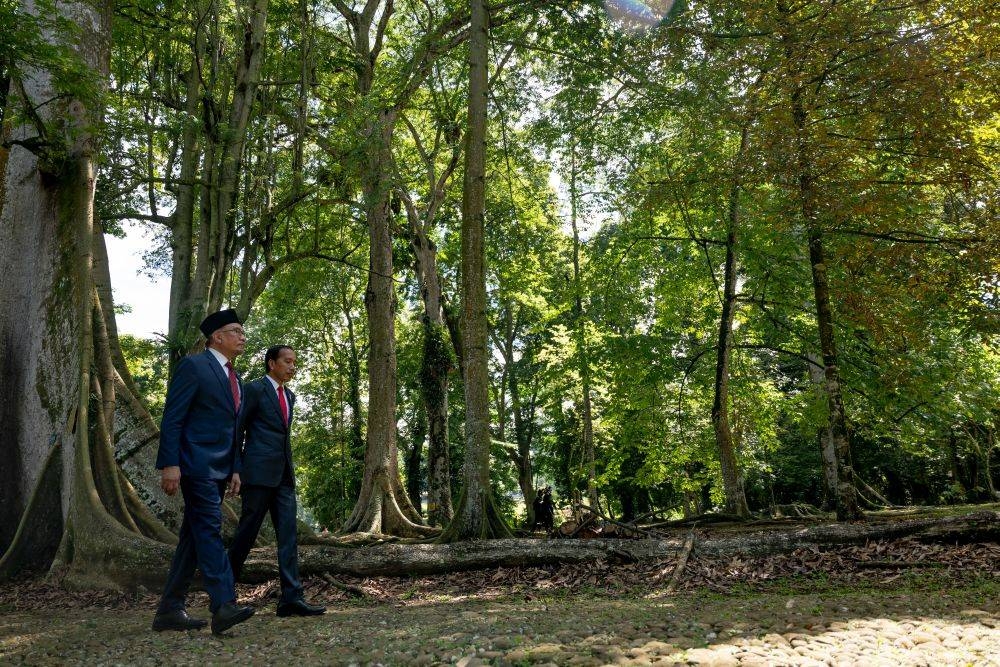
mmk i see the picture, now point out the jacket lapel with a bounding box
[205,350,236,411]
[262,378,288,430]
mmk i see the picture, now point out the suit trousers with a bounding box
[228,483,303,603]
[157,477,235,614]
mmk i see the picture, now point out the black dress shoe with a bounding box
[276,599,326,617]
[151,609,208,632]
[211,602,255,635]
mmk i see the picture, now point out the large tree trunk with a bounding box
[807,352,839,511]
[0,113,78,576]
[805,227,862,521]
[711,127,749,518]
[342,115,432,537]
[1,0,174,588]
[333,0,438,537]
[399,115,463,528]
[440,0,510,541]
[782,8,862,520]
[409,220,454,527]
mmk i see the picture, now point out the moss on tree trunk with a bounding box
[0,0,177,592]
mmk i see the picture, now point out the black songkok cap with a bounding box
[199,309,241,338]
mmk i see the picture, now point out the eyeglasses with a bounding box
[218,327,247,337]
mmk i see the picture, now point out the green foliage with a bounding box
[118,335,168,423]
[99,0,1000,522]
[1,0,101,166]
[489,440,522,525]
[295,417,361,530]
[242,257,370,527]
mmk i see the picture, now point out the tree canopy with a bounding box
[1,0,999,587]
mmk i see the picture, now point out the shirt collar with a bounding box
[208,347,230,368]
[265,374,282,391]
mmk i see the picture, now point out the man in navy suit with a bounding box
[152,309,255,635]
[228,345,325,617]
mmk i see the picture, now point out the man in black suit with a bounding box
[228,345,325,617]
[152,309,255,635]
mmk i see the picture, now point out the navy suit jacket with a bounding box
[236,377,295,488]
[155,350,242,480]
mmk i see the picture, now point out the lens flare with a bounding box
[604,0,683,28]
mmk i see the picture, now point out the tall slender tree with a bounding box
[396,103,464,527]
[440,0,511,540]
[567,142,600,512]
[711,126,751,517]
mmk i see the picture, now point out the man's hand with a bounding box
[161,466,181,496]
[227,472,241,497]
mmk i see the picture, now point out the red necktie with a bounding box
[277,385,289,425]
[225,362,240,413]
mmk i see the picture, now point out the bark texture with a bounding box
[440,0,510,541]
[781,0,862,522]
[807,352,839,510]
[399,131,460,527]
[711,126,749,518]
[0,0,175,590]
[0,123,75,562]
[340,113,433,538]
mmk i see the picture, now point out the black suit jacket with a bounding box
[235,377,295,487]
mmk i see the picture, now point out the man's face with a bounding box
[212,324,247,360]
[268,348,296,384]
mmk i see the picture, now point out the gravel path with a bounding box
[2,572,998,665]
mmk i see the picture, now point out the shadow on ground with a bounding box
[1,569,998,665]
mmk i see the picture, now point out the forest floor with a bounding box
[2,508,999,665]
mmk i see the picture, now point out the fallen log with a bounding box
[240,536,661,582]
[695,510,1000,557]
[235,511,1000,581]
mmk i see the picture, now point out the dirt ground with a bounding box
[1,564,998,666]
